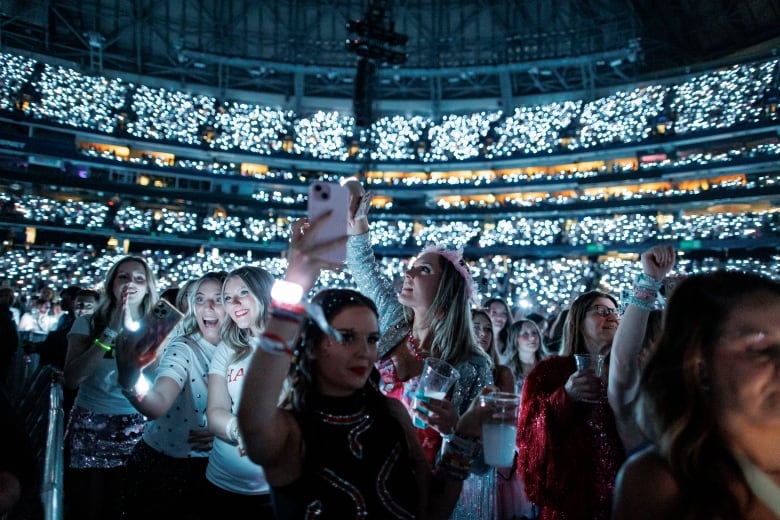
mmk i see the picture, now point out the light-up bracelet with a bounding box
[269,280,307,324]
[120,376,149,402]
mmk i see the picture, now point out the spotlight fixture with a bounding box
[345,1,408,66]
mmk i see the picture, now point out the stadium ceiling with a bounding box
[2,0,780,110]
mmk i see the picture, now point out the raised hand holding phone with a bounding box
[116,299,183,389]
[306,181,349,265]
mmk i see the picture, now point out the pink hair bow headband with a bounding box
[420,245,481,307]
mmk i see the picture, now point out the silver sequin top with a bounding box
[346,232,493,415]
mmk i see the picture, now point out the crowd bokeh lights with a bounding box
[1,50,779,319]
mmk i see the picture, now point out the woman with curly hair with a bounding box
[613,270,780,519]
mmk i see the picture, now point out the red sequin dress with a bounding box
[378,358,442,464]
[516,355,625,520]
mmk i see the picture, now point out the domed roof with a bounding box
[3,0,779,105]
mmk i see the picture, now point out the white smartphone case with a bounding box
[306,181,349,264]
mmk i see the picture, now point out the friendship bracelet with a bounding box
[636,272,663,290]
[626,273,662,311]
[102,327,119,340]
[436,432,481,481]
[94,337,113,351]
[253,331,297,357]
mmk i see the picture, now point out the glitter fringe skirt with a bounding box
[66,405,146,469]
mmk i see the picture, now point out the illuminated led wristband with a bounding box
[270,279,344,343]
[94,338,112,351]
[271,280,306,311]
[120,384,145,402]
[253,331,296,357]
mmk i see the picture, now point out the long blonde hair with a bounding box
[403,251,489,368]
[220,266,274,363]
[90,256,158,334]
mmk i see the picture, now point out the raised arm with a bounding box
[608,245,674,449]
[344,180,406,333]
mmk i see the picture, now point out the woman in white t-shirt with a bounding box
[205,265,275,517]
[63,256,158,520]
[116,271,227,520]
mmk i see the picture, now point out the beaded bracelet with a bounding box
[102,327,119,340]
[436,432,481,481]
[253,331,296,357]
[626,272,663,311]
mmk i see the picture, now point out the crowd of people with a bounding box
[3,51,777,163]
[1,179,778,520]
[5,190,780,248]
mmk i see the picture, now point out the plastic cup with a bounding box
[412,357,460,429]
[479,392,520,467]
[574,353,607,404]
[574,353,606,377]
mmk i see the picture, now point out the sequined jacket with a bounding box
[516,355,625,520]
[346,232,493,416]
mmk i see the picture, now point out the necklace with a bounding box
[407,330,426,360]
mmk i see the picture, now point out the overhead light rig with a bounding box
[346,1,409,129]
[345,1,408,66]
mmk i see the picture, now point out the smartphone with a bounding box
[128,299,184,365]
[307,181,349,264]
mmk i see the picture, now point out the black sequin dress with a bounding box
[271,387,419,519]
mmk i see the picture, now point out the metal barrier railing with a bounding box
[41,379,64,520]
[11,364,64,520]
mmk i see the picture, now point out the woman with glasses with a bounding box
[516,290,625,520]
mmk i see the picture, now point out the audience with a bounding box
[613,271,780,519]
[472,309,515,393]
[345,180,495,519]
[238,215,489,518]
[74,289,100,318]
[505,319,548,393]
[608,245,675,454]
[484,298,515,365]
[1,47,780,520]
[205,266,275,516]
